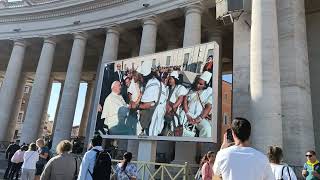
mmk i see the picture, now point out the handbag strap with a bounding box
[124,170,131,179]
[155,81,162,106]
[196,91,206,110]
[280,165,291,180]
[286,166,291,180]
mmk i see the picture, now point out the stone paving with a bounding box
[0,153,9,180]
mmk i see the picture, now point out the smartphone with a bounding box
[226,129,234,143]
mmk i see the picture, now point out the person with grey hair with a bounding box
[101,81,131,135]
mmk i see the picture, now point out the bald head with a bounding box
[111,81,121,95]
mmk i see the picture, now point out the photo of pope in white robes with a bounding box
[97,55,215,139]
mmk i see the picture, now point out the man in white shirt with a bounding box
[101,81,130,135]
[213,117,275,180]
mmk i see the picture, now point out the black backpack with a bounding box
[88,149,112,180]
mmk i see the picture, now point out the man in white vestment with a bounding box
[101,81,130,135]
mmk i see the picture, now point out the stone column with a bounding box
[0,40,26,141]
[20,37,56,144]
[102,27,120,63]
[51,82,64,139]
[277,0,315,165]
[38,77,54,138]
[208,19,223,48]
[232,14,251,119]
[52,32,88,151]
[84,27,120,148]
[139,16,158,56]
[167,39,179,50]
[130,16,159,160]
[250,0,282,151]
[78,81,94,137]
[171,4,203,164]
[307,3,320,157]
[5,75,27,142]
[183,4,202,47]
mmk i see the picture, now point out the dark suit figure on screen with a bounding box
[96,63,114,134]
[114,63,124,83]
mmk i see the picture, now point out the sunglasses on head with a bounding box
[306,154,313,157]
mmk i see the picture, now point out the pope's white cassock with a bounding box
[101,92,130,135]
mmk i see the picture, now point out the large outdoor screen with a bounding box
[93,42,219,142]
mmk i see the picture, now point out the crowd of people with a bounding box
[4,139,51,180]
[98,55,215,138]
[4,117,319,180]
[195,117,320,180]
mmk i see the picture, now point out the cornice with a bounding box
[0,0,130,23]
[0,0,205,40]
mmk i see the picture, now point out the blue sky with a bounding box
[47,83,87,125]
[47,74,232,126]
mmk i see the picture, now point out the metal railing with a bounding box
[111,160,195,180]
[73,154,197,180]
[0,141,10,152]
[72,154,308,180]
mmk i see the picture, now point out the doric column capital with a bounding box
[43,36,58,45]
[105,25,121,36]
[13,39,27,48]
[73,31,88,41]
[141,15,160,26]
[87,80,95,87]
[184,3,203,16]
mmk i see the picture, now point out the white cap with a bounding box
[140,61,152,76]
[200,71,212,84]
[170,71,179,79]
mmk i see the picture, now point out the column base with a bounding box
[171,142,197,165]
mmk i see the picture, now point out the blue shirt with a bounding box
[115,163,137,180]
[77,146,103,180]
[38,146,49,161]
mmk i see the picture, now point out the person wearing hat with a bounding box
[181,71,213,137]
[165,71,188,133]
[135,61,168,136]
[148,71,170,136]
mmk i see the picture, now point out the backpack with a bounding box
[88,149,112,180]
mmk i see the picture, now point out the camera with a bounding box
[226,129,234,143]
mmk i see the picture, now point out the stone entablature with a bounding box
[0,0,130,21]
[0,0,211,40]
[0,0,64,9]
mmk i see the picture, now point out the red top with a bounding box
[201,162,214,180]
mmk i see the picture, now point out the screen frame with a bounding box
[87,42,221,143]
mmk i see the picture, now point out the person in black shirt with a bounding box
[4,140,20,179]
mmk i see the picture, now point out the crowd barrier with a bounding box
[74,154,197,180]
